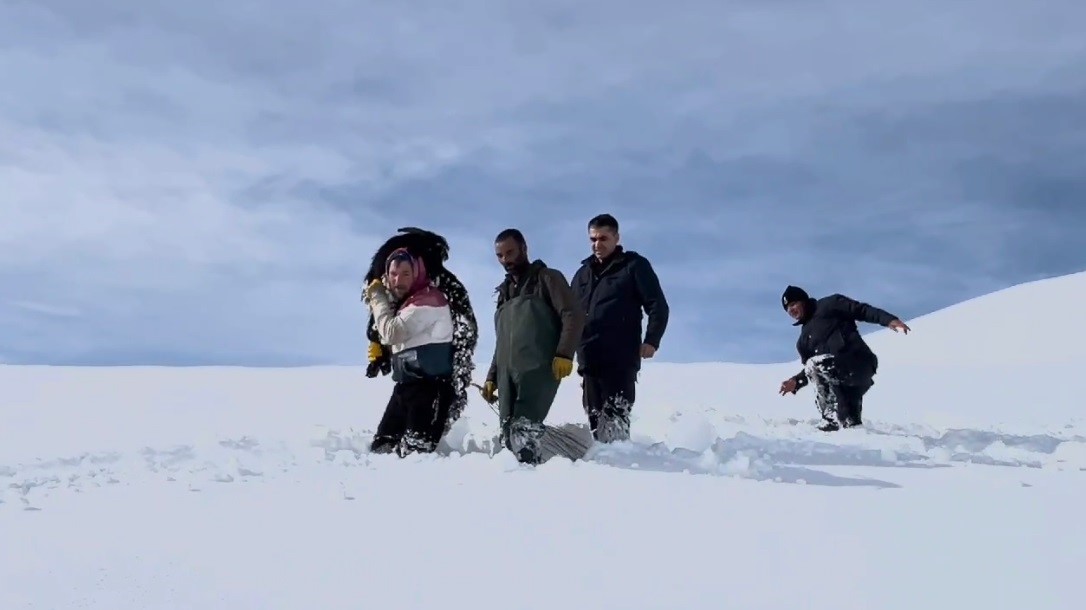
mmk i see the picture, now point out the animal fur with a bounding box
[361,227,479,436]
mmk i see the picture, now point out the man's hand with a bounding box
[364,278,385,301]
[552,356,573,380]
[367,341,383,363]
[779,378,799,395]
[480,381,497,404]
[640,343,656,358]
[888,319,910,334]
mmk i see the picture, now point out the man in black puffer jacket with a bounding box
[778,285,910,431]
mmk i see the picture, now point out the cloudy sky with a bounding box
[2,0,1085,367]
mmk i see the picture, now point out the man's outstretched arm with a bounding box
[824,293,907,329]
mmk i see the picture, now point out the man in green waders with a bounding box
[481,228,586,464]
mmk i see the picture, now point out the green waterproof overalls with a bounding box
[493,263,562,461]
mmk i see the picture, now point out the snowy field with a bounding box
[2,272,1084,609]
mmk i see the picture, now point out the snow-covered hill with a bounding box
[1,272,1083,609]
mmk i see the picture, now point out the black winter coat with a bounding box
[571,247,669,375]
[791,294,898,388]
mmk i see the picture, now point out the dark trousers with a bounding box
[581,369,638,442]
[371,377,455,456]
[804,355,870,429]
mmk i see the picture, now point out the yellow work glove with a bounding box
[367,341,383,363]
[552,356,573,380]
[363,278,384,300]
[480,381,497,404]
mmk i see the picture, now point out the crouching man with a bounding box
[363,247,456,455]
[778,285,910,431]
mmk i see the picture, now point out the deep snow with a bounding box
[2,272,1084,609]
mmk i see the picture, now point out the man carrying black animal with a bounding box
[364,248,458,455]
[778,285,910,431]
[480,228,585,464]
[361,227,478,450]
[570,214,669,443]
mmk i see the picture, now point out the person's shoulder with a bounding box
[621,249,654,267]
[406,286,449,309]
[570,259,593,282]
[819,293,854,306]
[621,250,661,277]
[815,294,856,317]
[539,266,571,285]
[493,273,512,295]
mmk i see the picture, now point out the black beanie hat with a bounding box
[782,285,809,309]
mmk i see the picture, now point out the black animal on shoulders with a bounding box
[362,226,452,378]
[361,227,479,435]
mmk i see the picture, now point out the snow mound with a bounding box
[1,271,1084,609]
[867,270,1086,367]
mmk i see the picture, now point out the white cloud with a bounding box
[1,0,1084,364]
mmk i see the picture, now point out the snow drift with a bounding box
[0,270,1083,610]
